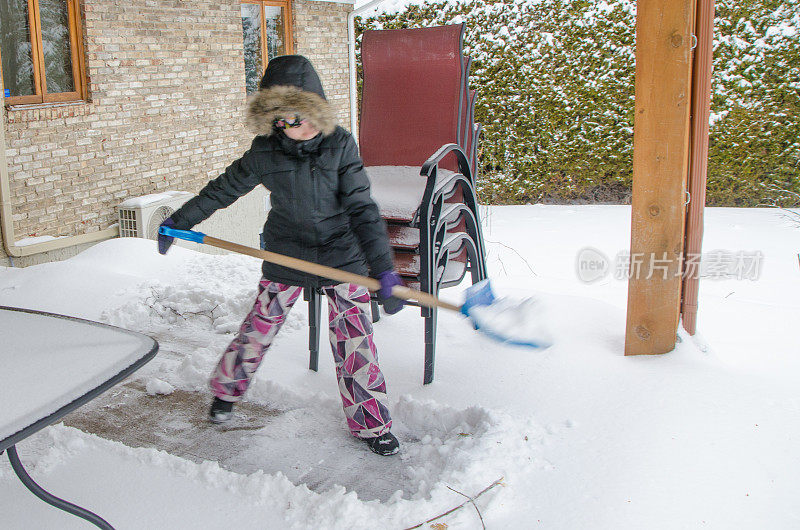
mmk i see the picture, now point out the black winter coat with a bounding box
[170,126,394,288]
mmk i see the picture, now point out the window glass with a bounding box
[241,3,263,94]
[0,0,36,97]
[38,0,75,93]
[263,6,285,60]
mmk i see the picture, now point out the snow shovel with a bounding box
[159,227,552,348]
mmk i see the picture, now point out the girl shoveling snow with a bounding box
[157,55,404,456]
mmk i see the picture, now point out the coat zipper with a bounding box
[310,159,321,274]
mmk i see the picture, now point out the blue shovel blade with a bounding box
[462,279,553,349]
[461,279,495,317]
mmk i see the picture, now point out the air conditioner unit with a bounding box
[117,191,193,239]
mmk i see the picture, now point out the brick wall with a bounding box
[293,0,353,130]
[1,0,353,263]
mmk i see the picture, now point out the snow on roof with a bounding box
[355,0,456,16]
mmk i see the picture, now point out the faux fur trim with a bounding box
[246,85,337,137]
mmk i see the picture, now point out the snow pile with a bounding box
[145,378,175,396]
[13,235,67,247]
[101,250,262,335]
[468,292,554,348]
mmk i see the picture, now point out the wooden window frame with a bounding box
[0,0,88,106]
[241,0,294,65]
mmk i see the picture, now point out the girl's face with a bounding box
[282,120,321,141]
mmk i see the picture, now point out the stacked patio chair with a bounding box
[304,23,486,384]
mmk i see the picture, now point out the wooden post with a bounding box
[682,0,715,335]
[625,0,695,355]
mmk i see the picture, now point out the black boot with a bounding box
[363,432,400,456]
[209,397,234,424]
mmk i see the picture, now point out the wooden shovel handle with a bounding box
[203,236,461,313]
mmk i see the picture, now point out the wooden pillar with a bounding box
[625,0,696,355]
[682,0,715,335]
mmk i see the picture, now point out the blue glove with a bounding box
[377,270,405,315]
[157,217,177,255]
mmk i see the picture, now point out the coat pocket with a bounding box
[267,167,297,201]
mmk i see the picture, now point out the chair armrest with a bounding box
[420,143,472,181]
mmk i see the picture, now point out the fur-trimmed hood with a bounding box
[246,55,337,137]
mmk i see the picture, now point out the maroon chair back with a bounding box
[359,24,466,172]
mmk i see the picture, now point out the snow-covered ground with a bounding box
[1,205,798,529]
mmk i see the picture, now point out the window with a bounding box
[241,0,293,94]
[0,0,86,105]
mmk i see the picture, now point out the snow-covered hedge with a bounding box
[711,0,799,206]
[356,0,799,206]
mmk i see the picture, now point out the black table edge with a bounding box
[0,305,159,453]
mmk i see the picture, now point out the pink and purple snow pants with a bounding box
[210,279,392,438]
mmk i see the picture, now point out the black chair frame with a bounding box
[417,143,487,383]
[304,288,382,372]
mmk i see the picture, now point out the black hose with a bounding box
[6,445,115,530]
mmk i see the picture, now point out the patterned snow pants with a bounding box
[209,279,392,438]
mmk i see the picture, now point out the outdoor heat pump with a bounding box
[117,191,193,240]
[118,187,269,254]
